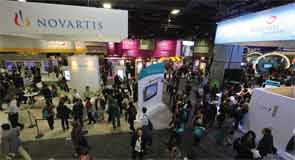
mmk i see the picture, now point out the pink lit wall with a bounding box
[107,39,179,58]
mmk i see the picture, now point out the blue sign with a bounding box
[215,3,295,44]
[138,63,165,80]
[263,80,281,88]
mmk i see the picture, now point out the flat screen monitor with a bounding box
[143,82,158,102]
[140,39,155,50]
[5,61,14,72]
[181,41,194,57]
[264,64,272,68]
[64,70,71,81]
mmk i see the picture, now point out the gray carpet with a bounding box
[23,128,234,160]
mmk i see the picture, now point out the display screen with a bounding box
[143,83,158,102]
[181,44,194,57]
[64,70,71,81]
[5,61,14,72]
[140,39,154,50]
[154,40,177,57]
[122,39,139,50]
[264,64,273,68]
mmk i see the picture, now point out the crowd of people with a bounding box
[164,63,279,160]
[0,59,292,160]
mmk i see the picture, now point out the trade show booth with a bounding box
[213,3,295,159]
[137,63,166,118]
[243,87,295,159]
[212,3,295,84]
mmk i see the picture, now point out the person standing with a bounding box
[57,98,71,131]
[257,128,276,158]
[108,95,120,129]
[7,96,24,129]
[42,101,55,130]
[95,93,105,121]
[72,99,84,126]
[41,84,52,104]
[71,121,89,157]
[1,124,31,160]
[234,130,257,159]
[131,128,146,160]
[85,98,96,125]
[83,86,92,100]
[132,79,138,102]
[141,107,153,148]
[127,102,137,132]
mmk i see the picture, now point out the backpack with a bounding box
[43,109,49,119]
[85,101,92,109]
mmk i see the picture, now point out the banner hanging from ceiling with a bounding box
[0,1,128,42]
[215,3,295,44]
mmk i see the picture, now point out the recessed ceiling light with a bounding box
[18,0,27,2]
[171,9,180,15]
[103,3,112,9]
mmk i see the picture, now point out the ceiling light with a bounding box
[18,0,27,2]
[171,9,180,15]
[103,3,112,9]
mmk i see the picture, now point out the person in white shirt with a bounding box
[7,96,24,129]
[131,128,145,160]
[141,107,149,127]
[141,107,153,147]
[72,89,81,102]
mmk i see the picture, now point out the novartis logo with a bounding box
[13,10,103,31]
[250,15,282,33]
[266,16,277,24]
[14,10,31,27]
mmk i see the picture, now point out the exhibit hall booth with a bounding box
[137,62,171,129]
[0,1,128,93]
[212,3,295,159]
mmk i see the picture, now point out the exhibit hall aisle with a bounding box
[20,79,234,159]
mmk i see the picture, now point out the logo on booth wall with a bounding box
[14,10,31,27]
[266,16,277,24]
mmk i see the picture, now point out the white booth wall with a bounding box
[245,87,295,159]
[68,55,100,94]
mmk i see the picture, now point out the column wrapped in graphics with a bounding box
[137,63,165,119]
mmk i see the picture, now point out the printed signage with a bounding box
[0,1,128,42]
[215,3,295,44]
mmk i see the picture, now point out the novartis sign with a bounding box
[36,18,103,31]
[215,3,295,44]
[0,1,128,42]
[250,16,283,34]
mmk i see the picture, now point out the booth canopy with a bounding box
[0,1,128,42]
[215,3,295,47]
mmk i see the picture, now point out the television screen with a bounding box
[143,82,158,102]
[5,61,14,72]
[181,41,195,57]
[264,64,272,68]
[181,45,193,57]
[64,70,71,81]
[140,39,154,50]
